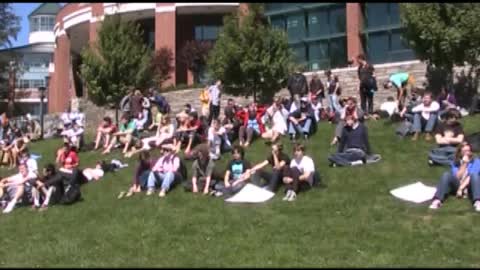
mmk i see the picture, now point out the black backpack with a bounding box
[289,74,307,95]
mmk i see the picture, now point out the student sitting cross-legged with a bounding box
[102,114,137,155]
[282,143,317,202]
[429,142,480,212]
[428,109,465,166]
[328,114,371,167]
[250,142,291,192]
[214,145,252,197]
[288,97,316,141]
[410,91,439,141]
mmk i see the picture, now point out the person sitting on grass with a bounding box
[94,117,117,151]
[214,145,252,197]
[328,114,371,167]
[31,164,62,210]
[371,96,399,121]
[428,109,464,166]
[222,99,241,144]
[288,97,315,141]
[56,143,79,169]
[148,105,163,131]
[282,143,316,202]
[437,86,457,120]
[103,114,137,155]
[2,135,28,169]
[173,111,204,155]
[134,111,148,132]
[0,163,37,214]
[125,115,175,158]
[118,152,154,199]
[24,114,41,141]
[61,120,84,150]
[146,144,182,198]
[429,142,480,212]
[330,96,364,145]
[262,97,289,144]
[250,142,291,192]
[410,91,439,141]
[207,119,231,160]
[184,147,222,195]
[237,103,267,148]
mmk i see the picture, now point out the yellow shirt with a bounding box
[200,88,209,106]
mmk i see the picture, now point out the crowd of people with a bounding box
[1,53,479,213]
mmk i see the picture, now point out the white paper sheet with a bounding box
[390,181,437,204]
[225,183,275,203]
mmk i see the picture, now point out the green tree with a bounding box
[178,40,213,84]
[0,3,21,115]
[400,3,480,90]
[207,3,294,103]
[80,14,152,121]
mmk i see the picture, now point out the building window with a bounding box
[17,79,45,89]
[194,25,221,41]
[30,15,55,32]
[363,3,415,64]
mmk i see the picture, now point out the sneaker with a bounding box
[214,191,223,197]
[304,133,309,140]
[428,159,434,166]
[159,190,166,197]
[474,201,480,212]
[146,189,154,196]
[2,201,16,214]
[425,133,433,141]
[287,191,297,202]
[411,132,419,141]
[282,190,292,201]
[117,191,126,199]
[429,199,442,210]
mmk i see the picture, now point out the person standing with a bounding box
[208,80,222,124]
[357,54,375,116]
[287,68,308,99]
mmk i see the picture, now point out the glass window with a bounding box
[389,3,400,25]
[367,31,389,64]
[203,26,218,40]
[307,9,328,37]
[287,13,306,41]
[33,80,44,88]
[194,26,202,41]
[31,17,39,32]
[391,29,408,51]
[271,17,285,31]
[308,41,329,61]
[291,44,306,64]
[329,5,346,34]
[329,38,347,67]
[366,3,389,28]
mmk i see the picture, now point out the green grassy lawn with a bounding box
[1,116,480,267]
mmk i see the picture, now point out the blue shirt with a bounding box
[389,72,409,88]
[451,158,480,177]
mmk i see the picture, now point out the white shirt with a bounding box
[290,156,315,174]
[271,108,288,134]
[380,101,399,116]
[208,85,221,106]
[25,158,38,175]
[8,171,37,186]
[412,101,440,120]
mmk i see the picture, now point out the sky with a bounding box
[10,3,41,47]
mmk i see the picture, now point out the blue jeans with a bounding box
[288,118,312,136]
[147,171,176,191]
[412,112,436,133]
[428,146,456,166]
[434,172,480,203]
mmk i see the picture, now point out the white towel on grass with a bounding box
[225,184,275,203]
[390,181,436,204]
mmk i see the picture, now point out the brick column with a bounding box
[50,30,71,113]
[155,3,176,88]
[346,3,364,63]
[89,3,104,45]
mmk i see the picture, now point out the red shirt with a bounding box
[60,150,79,167]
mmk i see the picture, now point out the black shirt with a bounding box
[227,159,251,180]
[267,152,291,167]
[358,63,374,83]
[338,123,371,154]
[434,121,464,146]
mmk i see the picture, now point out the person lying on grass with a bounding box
[102,114,137,155]
[282,143,316,202]
[0,163,37,214]
[214,145,252,197]
[118,151,154,199]
[429,142,480,211]
[250,142,291,192]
